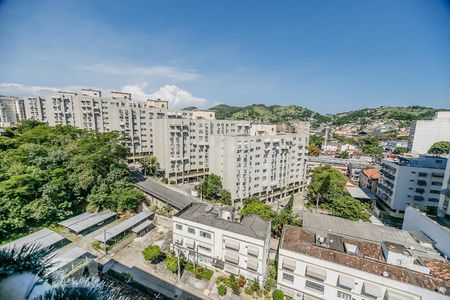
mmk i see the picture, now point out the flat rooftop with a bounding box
[280,226,450,296]
[346,186,372,200]
[47,247,94,274]
[175,203,270,240]
[59,210,117,234]
[95,210,153,243]
[1,228,66,251]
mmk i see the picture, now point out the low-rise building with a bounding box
[359,168,380,195]
[172,203,271,284]
[377,155,447,217]
[277,213,450,300]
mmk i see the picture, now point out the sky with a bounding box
[0,0,449,114]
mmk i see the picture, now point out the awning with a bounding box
[282,258,296,272]
[362,282,383,298]
[247,245,259,257]
[224,252,239,265]
[306,265,327,281]
[186,239,195,249]
[385,290,414,300]
[338,274,355,290]
[246,259,258,271]
[224,239,240,251]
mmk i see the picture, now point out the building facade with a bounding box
[172,203,271,284]
[209,125,309,203]
[376,156,447,217]
[408,111,450,154]
[359,168,380,195]
[0,95,25,127]
[438,157,450,218]
[277,213,450,300]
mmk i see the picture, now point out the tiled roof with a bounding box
[363,168,380,180]
[280,226,450,296]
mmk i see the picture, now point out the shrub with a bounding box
[264,278,277,292]
[250,279,261,292]
[185,262,214,280]
[216,275,225,285]
[165,256,181,273]
[244,287,253,295]
[272,289,284,300]
[237,275,246,287]
[142,245,163,263]
[217,284,227,297]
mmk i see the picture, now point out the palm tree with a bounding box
[0,244,128,300]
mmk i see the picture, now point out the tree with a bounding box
[142,245,163,263]
[309,135,324,148]
[165,256,184,273]
[217,284,227,297]
[393,147,408,155]
[328,195,370,221]
[308,144,320,156]
[199,174,223,201]
[272,209,300,237]
[308,166,346,204]
[272,289,284,300]
[218,189,232,205]
[240,201,275,220]
[428,141,450,155]
[142,155,160,177]
[285,194,294,212]
[339,151,350,159]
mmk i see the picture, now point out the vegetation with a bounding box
[217,284,227,297]
[309,135,325,148]
[164,255,185,273]
[308,166,370,221]
[339,151,350,159]
[142,245,163,263]
[142,155,160,177]
[237,275,247,288]
[358,136,383,158]
[0,122,145,244]
[393,147,408,155]
[272,289,284,300]
[428,141,450,155]
[185,262,214,280]
[197,174,231,205]
[240,196,300,237]
[308,144,320,156]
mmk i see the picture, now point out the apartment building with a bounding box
[376,155,447,217]
[359,168,380,195]
[153,118,251,183]
[172,203,271,284]
[408,111,450,154]
[0,95,25,127]
[438,157,450,218]
[277,213,450,300]
[209,126,309,203]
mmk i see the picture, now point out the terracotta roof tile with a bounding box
[363,168,380,180]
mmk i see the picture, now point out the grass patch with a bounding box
[185,262,214,280]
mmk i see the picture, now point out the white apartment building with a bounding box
[0,95,25,127]
[153,118,251,183]
[277,213,450,300]
[209,126,309,203]
[172,203,271,284]
[377,155,447,217]
[438,156,450,218]
[408,111,450,154]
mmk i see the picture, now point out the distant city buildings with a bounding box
[0,95,25,128]
[172,203,271,284]
[377,155,447,217]
[408,112,450,154]
[277,212,450,300]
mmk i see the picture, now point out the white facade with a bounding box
[277,226,450,300]
[172,203,270,284]
[438,157,450,217]
[402,207,450,258]
[408,111,450,154]
[377,156,446,215]
[0,95,25,127]
[209,128,309,203]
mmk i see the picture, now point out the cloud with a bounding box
[121,84,208,108]
[0,82,60,96]
[80,64,199,81]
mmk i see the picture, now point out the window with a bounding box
[337,291,352,300]
[305,280,324,294]
[188,227,195,235]
[282,272,294,283]
[200,231,211,239]
[198,245,211,253]
[175,224,183,231]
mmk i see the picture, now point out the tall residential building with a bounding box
[0,95,25,127]
[408,111,450,154]
[172,203,271,284]
[209,124,309,203]
[376,155,447,217]
[438,157,450,218]
[277,213,450,300]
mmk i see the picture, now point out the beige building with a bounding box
[0,95,25,127]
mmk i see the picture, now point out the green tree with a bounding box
[308,166,346,204]
[285,194,294,212]
[217,284,227,297]
[339,151,350,159]
[328,195,370,221]
[199,174,223,201]
[393,147,408,155]
[308,144,320,156]
[142,245,163,263]
[218,189,232,205]
[309,135,324,148]
[240,201,275,220]
[428,141,450,155]
[272,209,300,237]
[272,289,284,300]
[142,155,160,177]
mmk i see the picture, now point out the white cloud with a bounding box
[80,64,199,81]
[0,82,60,96]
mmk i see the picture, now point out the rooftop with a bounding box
[174,203,270,240]
[59,210,117,234]
[280,226,450,296]
[362,168,380,180]
[1,228,66,251]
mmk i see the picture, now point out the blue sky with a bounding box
[0,0,449,113]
